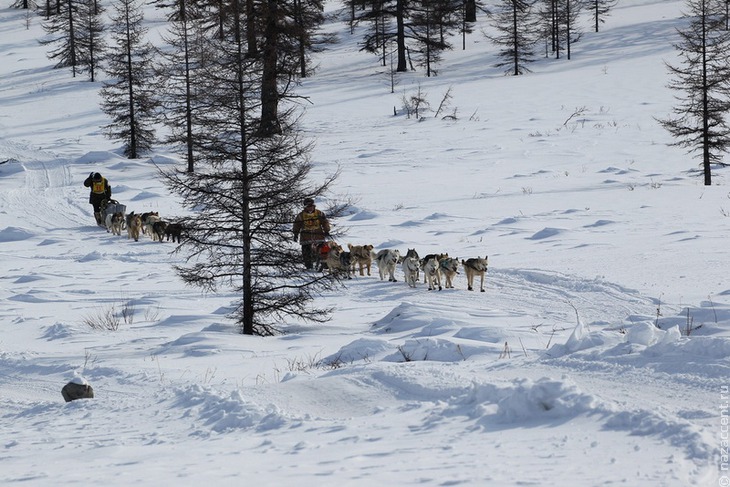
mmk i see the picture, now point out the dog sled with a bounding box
[312,240,332,272]
[101,199,126,222]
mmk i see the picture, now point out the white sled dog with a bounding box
[375,249,401,282]
[404,248,420,281]
[422,256,442,291]
[420,253,448,283]
[461,256,488,292]
[439,257,459,289]
[401,255,420,288]
[104,212,114,233]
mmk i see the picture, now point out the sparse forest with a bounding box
[26,0,730,336]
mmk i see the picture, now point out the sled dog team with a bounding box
[321,243,488,292]
[102,206,182,244]
[99,211,487,290]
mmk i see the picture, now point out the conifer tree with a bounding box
[659,0,730,185]
[76,0,105,82]
[40,0,83,76]
[488,0,539,75]
[160,4,346,336]
[588,0,617,33]
[99,0,156,158]
[154,0,207,172]
[347,0,409,71]
[562,0,582,59]
[11,0,38,9]
[408,0,460,76]
[536,0,581,59]
[350,0,463,74]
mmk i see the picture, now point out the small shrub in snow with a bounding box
[83,305,121,331]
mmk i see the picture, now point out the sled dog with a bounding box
[402,255,420,288]
[325,247,352,279]
[152,220,168,243]
[347,243,374,276]
[104,212,114,233]
[165,222,183,243]
[108,211,125,236]
[126,212,142,242]
[404,248,420,281]
[439,257,459,289]
[142,212,162,239]
[420,253,448,283]
[315,241,341,271]
[138,212,158,235]
[375,249,401,282]
[422,256,442,291]
[462,256,488,292]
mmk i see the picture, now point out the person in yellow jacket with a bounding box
[83,172,112,225]
[292,198,331,270]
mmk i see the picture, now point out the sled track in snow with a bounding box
[348,265,656,332]
[488,267,655,326]
[0,159,87,231]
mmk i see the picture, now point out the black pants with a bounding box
[90,194,106,212]
[301,243,315,269]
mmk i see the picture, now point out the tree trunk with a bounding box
[246,0,258,57]
[701,4,712,185]
[124,11,137,159]
[260,0,281,136]
[396,0,407,71]
[465,0,476,22]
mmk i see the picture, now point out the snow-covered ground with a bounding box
[0,1,728,485]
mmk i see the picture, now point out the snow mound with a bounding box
[372,302,460,335]
[0,226,34,242]
[528,227,565,240]
[324,338,395,364]
[78,250,103,262]
[495,377,601,423]
[0,158,24,176]
[626,322,681,347]
[147,154,179,165]
[156,332,222,357]
[424,212,452,220]
[14,274,45,284]
[349,210,378,221]
[130,191,161,200]
[174,385,293,434]
[42,322,80,340]
[76,151,124,164]
[376,239,404,248]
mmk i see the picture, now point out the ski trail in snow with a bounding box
[20,159,87,229]
[0,158,86,231]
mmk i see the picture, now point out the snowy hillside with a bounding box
[0,0,728,485]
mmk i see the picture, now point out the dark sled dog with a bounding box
[462,256,488,292]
